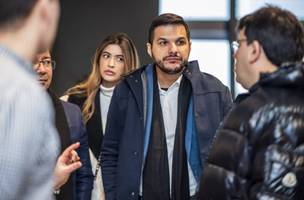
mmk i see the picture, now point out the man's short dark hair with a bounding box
[148,13,190,44]
[0,0,38,28]
[237,5,304,67]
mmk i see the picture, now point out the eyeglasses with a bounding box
[33,59,56,70]
[231,39,247,53]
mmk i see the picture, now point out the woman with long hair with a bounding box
[63,32,140,199]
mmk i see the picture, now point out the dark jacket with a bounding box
[199,62,304,200]
[101,60,233,200]
[52,97,94,200]
[68,90,103,160]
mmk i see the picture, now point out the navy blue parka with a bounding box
[101,60,232,200]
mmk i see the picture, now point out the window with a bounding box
[189,40,231,88]
[159,0,230,20]
[237,0,304,20]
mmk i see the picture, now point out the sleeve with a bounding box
[73,106,94,200]
[198,124,250,199]
[0,86,59,200]
[101,84,126,200]
[25,91,60,200]
[222,86,233,118]
[198,88,249,199]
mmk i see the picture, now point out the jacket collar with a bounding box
[124,60,227,113]
[239,62,304,105]
[184,60,225,95]
[258,62,304,87]
[125,66,146,115]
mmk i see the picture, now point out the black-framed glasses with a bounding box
[231,39,247,53]
[33,59,56,70]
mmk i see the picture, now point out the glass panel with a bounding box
[237,0,304,20]
[189,39,231,89]
[159,0,230,20]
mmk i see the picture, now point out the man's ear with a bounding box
[248,40,261,64]
[36,0,52,25]
[146,42,152,57]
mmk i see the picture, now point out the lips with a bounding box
[37,78,47,87]
[104,70,115,76]
[38,75,48,82]
[164,56,182,63]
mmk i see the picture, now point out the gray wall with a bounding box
[51,0,158,95]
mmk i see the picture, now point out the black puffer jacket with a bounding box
[198,62,304,200]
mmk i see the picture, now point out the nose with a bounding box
[169,43,178,54]
[35,63,47,74]
[108,57,115,68]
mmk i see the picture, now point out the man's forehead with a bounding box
[154,25,187,36]
[153,26,187,42]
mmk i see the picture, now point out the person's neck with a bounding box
[100,83,115,91]
[246,60,278,89]
[0,27,39,63]
[255,59,278,78]
[155,66,182,88]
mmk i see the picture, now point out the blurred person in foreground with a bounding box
[0,0,78,199]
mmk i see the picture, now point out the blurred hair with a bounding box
[0,0,38,28]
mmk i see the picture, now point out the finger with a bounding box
[71,150,78,159]
[63,142,80,155]
[60,142,80,162]
[65,161,82,173]
[69,150,80,163]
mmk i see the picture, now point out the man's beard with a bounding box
[153,55,188,75]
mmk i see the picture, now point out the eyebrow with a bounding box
[102,51,124,57]
[157,36,187,41]
[40,56,51,60]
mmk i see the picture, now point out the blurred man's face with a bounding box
[33,51,54,89]
[38,0,61,53]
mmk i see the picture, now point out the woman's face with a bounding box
[99,44,126,88]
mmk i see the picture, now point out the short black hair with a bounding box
[237,5,304,67]
[0,0,38,28]
[148,13,190,44]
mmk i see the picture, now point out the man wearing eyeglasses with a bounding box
[34,51,94,200]
[198,6,304,200]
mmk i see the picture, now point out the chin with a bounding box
[104,77,117,83]
[164,64,184,73]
